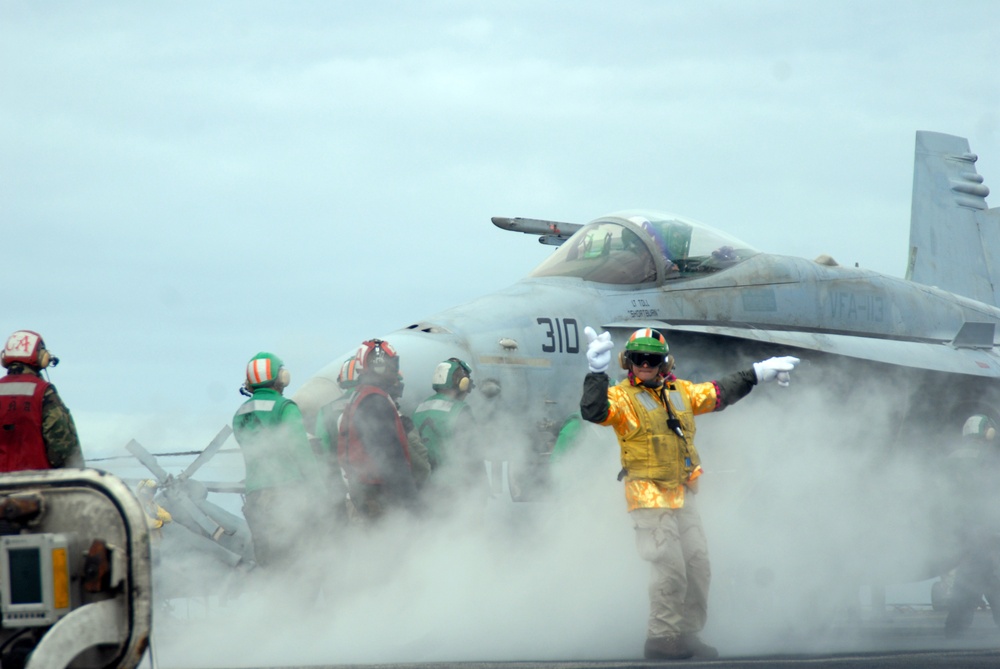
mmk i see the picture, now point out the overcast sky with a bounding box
[3,1,999,458]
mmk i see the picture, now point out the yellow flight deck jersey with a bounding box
[602,377,722,511]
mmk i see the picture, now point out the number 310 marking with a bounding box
[536,317,580,353]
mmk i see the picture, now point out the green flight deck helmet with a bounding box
[244,352,290,392]
[620,327,673,376]
[431,358,474,394]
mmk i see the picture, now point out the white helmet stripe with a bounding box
[249,357,272,384]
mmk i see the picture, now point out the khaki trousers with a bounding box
[632,498,711,637]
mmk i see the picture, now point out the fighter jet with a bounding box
[294,131,1000,581]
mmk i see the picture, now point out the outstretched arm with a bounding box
[712,356,801,412]
[581,372,611,424]
[580,326,615,423]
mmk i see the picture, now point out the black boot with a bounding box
[644,635,693,660]
[681,633,719,659]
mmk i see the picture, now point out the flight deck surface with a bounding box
[147,606,1000,669]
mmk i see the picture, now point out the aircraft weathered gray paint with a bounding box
[294,131,1000,578]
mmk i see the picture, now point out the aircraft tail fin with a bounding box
[907,131,1000,306]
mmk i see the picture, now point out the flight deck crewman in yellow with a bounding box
[580,326,798,661]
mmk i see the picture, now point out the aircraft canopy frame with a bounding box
[528,210,760,285]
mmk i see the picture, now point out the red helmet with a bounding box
[354,339,399,378]
[2,330,55,369]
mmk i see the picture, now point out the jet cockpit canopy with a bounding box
[529,210,760,285]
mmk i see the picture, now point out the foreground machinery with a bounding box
[0,469,152,669]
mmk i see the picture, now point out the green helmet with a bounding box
[625,328,668,355]
[245,352,289,390]
[431,358,474,393]
[962,414,997,441]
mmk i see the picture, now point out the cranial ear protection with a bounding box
[337,357,362,389]
[361,339,399,377]
[662,353,675,377]
[619,347,674,377]
[2,330,55,369]
[244,352,290,393]
[432,358,474,393]
[451,358,474,393]
[962,414,997,441]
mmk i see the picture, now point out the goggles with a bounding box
[627,351,665,368]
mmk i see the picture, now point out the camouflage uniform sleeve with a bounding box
[42,385,84,468]
[712,369,758,410]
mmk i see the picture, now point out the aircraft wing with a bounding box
[602,321,1000,378]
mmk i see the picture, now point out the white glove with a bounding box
[753,356,800,387]
[584,326,614,373]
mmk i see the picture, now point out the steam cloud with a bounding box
[106,362,995,665]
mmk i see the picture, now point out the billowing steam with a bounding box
[99,360,993,665]
[147,423,647,666]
